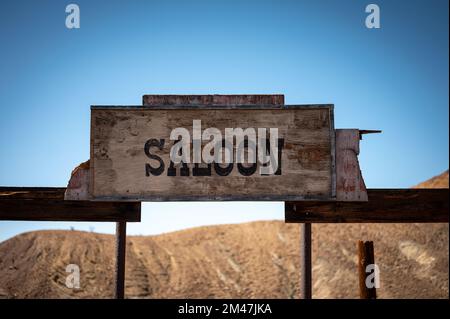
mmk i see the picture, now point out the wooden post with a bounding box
[114,221,127,299]
[299,223,312,299]
[358,240,377,299]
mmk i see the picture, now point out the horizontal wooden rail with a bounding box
[285,189,449,223]
[0,187,67,199]
[0,187,141,222]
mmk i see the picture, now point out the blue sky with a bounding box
[0,0,448,242]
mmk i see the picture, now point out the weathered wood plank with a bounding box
[285,189,449,223]
[142,94,285,107]
[0,187,141,222]
[335,129,368,201]
[90,105,335,201]
[65,160,91,200]
[0,187,66,200]
[358,241,377,299]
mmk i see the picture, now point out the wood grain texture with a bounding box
[285,189,449,223]
[358,241,377,299]
[90,105,335,201]
[335,129,368,201]
[0,187,141,222]
[65,160,91,200]
[0,187,66,200]
[143,94,285,107]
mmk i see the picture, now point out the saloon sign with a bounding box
[90,104,335,201]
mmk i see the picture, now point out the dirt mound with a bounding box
[0,171,448,299]
[414,170,448,188]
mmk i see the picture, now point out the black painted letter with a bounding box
[144,139,165,176]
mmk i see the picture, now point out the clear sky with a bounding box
[0,0,448,242]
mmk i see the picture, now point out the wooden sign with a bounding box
[90,105,335,201]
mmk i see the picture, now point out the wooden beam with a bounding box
[358,241,377,299]
[142,94,285,107]
[114,221,127,299]
[0,187,66,199]
[285,189,449,223]
[0,187,141,222]
[299,223,312,299]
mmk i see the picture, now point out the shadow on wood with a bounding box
[285,189,449,223]
[0,187,141,222]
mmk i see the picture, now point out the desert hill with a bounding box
[0,171,448,299]
[414,170,449,188]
